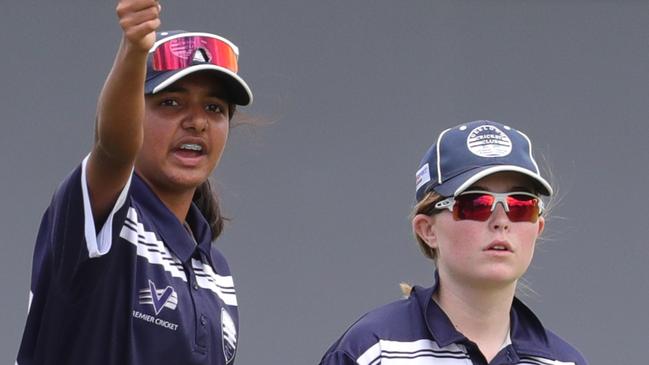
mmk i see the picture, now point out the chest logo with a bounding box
[221,308,237,363]
[139,280,178,315]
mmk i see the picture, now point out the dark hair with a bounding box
[192,179,227,240]
[191,103,236,241]
[228,104,237,121]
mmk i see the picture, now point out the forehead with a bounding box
[471,171,538,192]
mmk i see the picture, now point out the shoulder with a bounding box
[49,164,84,208]
[41,163,98,245]
[208,246,232,274]
[48,159,135,227]
[511,298,588,365]
[544,329,589,365]
[346,295,423,338]
[320,292,428,364]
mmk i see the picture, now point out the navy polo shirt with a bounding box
[17,157,239,365]
[320,281,587,365]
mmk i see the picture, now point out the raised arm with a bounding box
[86,0,160,224]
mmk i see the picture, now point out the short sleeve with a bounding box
[79,155,132,257]
[30,156,132,290]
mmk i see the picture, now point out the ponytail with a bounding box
[192,180,226,241]
[399,282,413,297]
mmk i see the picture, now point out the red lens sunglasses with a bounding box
[434,190,544,223]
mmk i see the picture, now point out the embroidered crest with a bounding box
[466,125,512,157]
[139,280,178,315]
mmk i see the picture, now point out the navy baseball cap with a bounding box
[415,120,553,201]
[145,30,253,106]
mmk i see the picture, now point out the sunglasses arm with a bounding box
[434,197,455,212]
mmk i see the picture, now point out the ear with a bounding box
[537,216,545,236]
[412,214,438,249]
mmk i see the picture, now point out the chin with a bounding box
[176,175,209,190]
[471,267,526,288]
[162,169,211,192]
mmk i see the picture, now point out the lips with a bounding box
[484,240,513,253]
[172,138,208,164]
[174,137,207,152]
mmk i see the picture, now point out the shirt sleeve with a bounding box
[79,155,132,257]
[30,155,132,292]
[18,157,133,364]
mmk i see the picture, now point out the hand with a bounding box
[116,0,161,52]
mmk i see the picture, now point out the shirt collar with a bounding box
[132,173,214,264]
[413,271,557,358]
[509,296,555,358]
[413,272,467,347]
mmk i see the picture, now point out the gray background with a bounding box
[1,1,648,363]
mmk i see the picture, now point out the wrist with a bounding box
[119,36,152,60]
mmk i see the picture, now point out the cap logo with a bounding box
[466,125,512,157]
[416,163,431,191]
[192,48,211,63]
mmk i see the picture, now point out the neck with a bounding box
[149,184,196,224]
[434,270,515,362]
[156,191,194,223]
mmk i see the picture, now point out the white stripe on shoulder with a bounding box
[357,339,469,365]
[81,154,132,258]
[119,208,187,281]
[518,356,576,365]
[192,258,238,306]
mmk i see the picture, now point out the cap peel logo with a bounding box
[466,125,512,157]
[416,163,431,191]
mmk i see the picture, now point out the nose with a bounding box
[182,106,208,132]
[489,202,510,231]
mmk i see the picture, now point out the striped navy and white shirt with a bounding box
[320,281,587,365]
[17,157,239,365]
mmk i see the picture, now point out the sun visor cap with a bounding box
[144,30,253,106]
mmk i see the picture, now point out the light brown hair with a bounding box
[410,190,444,261]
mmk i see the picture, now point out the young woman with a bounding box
[319,120,588,365]
[17,1,252,364]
